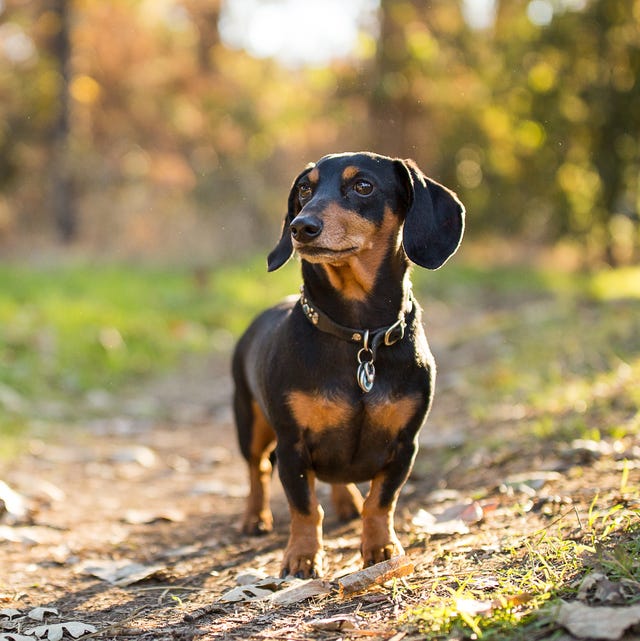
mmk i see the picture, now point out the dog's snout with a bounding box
[290,214,323,243]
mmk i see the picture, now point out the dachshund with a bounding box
[232,152,465,578]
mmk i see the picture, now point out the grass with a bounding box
[1,258,638,442]
[0,256,300,446]
[406,497,640,640]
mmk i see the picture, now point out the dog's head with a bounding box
[267,152,465,272]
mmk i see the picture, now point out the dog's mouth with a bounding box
[295,245,359,261]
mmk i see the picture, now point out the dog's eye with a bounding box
[353,180,373,196]
[298,184,313,202]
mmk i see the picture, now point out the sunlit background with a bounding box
[0,0,638,265]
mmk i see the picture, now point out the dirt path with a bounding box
[1,304,638,641]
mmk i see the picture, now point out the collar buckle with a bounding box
[384,317,406,346]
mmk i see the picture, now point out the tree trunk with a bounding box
[50,0,77,243]
[183,0,221,72]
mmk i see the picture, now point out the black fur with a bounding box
[232,152,465,577]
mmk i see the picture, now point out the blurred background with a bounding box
[1,0,639,442]
[1,0,638,265]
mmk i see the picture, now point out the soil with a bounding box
[1,299,639,641]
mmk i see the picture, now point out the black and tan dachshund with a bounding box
[232,152,465,578]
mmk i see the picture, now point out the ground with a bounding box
[1,292,639,641]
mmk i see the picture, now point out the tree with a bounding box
[49,0,77,242]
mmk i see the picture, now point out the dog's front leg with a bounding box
[278,450,324,578]
[361,472,405,566]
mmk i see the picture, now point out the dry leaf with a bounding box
[456,593,533,618]
[0,611,21,620]
[26,621,97,641]
[503,472,562,493]
[218,576,330,606]
[308,615,357,631]
[235,570,268,586]
[337,556,414,596]
[254,577,287,592]
[455,597,494,616]
[577,572,629,605]
[110,446,157,468]
[218,585,275,603]
[28,608,59,622]
[436,502,484,525]
[555,600,640,640]
[269,579,331,606]
[412,509,469,535]
[0,481,28,522]
[122,509,185,525]
[77,559,164,585]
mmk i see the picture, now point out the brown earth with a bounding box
[1,303,638,641]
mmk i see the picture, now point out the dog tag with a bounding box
[357,361,375,393]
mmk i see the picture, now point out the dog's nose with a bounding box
[290,214,323,243]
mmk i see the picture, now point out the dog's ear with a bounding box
[267,163,315,272]
[395,159,465,269]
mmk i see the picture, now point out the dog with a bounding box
[232,152,465,578]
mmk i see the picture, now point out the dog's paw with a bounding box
[241,511,273,536]
[280,545,324,579]
[361,534,404,567]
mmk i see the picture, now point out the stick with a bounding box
[337,557,415,596]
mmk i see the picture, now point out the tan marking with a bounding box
[361,474,404,566]
[321,206,402,301]
[282,473,325,577]
[242,401,277,534]
[295,204,402,300]
[366,393,422,436]
[331,483,364,521]
[341,165,360,181]
[307,167,320,184]
[287,390,352,432]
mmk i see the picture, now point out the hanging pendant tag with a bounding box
[356,330,375,393]
[357,360,375,393]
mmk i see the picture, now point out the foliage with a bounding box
[1,257,638,446]
[0,257,299,436]
[407,511,640,639]
[0,0,638,262]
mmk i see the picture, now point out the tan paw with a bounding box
[361,534,404,567]
[241,510,273,536]
[281,544,324,578]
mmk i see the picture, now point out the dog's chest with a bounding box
[284,386,424,480]
[286,387,422,436]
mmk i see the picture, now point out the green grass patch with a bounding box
[406,501,640,640]
[429,265,640,447]
[1,257,638,451]
[0,257,300,441]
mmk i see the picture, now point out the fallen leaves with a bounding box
[555,601,640,640]
[219,576,331,605]
[0,608,96,641]
[0,481,29,523]
[217,557,415,606]
[308,615,357,631]
[412,500,484,536]
[547,572,640,640]
[76,558,165,586]
[24,621,97,641]
[577,572,638,605]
